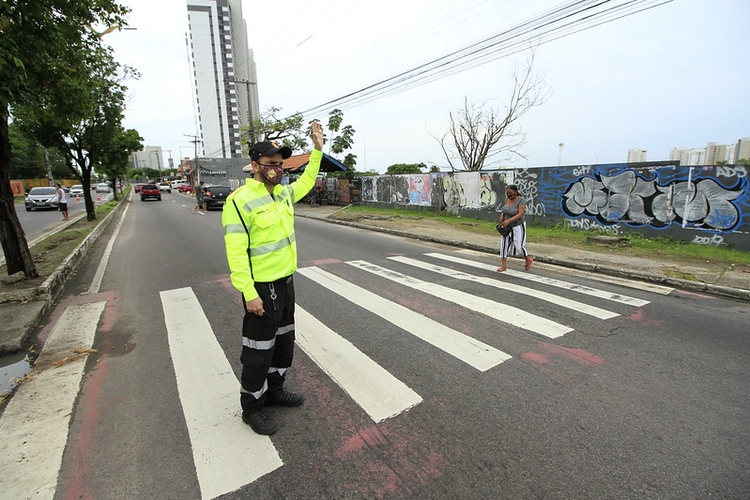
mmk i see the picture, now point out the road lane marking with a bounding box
[298,267,511,371]
[161,288,281,499]
[87,201,130,294]
[428,252,652,306]
[346,260,573,339]
[295,306,423,423]
[0,301,106,500]
[389,256,618,320]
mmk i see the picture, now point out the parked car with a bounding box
[203,185,232,210]
[178,184,195,193]
[96,183,111,193]
[158,183,172,193]
[24,186,59,211]
[171,179,188,191]
[140,184,162,201]
[133,183,145,193]
[70,185,85,197]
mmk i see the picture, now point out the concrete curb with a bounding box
[0,199,126,356]
[299,214,750,304]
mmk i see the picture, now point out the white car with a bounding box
[70,184,85,196]
[95,183,111,193]
[158,183,172,193]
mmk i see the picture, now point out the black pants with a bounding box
[240,275,295,412]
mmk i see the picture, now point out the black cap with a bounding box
[249,141,292,161]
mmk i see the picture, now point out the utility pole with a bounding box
[184,134,202,184]
[165,150,174,173]
[152,151,162,179]
[229,79,257,145]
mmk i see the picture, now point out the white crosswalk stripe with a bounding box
[161,288,282,500]
[295,306,423,422]
[388,255,619,320]
[297,266,511,371]
[346,260,574,339]
[426,252,651,307]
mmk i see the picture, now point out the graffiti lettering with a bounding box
[691,234,725,246]
[564,170,744,230]
[716,165,747,179]
[567,218,622,235]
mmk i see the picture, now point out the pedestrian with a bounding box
[55,183,69,221]
[191,181,205,213]
[497,184,533,272]
[221,121,324,435]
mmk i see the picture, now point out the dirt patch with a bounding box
[0,218,100,298]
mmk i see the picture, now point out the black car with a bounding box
[203,186,232,210]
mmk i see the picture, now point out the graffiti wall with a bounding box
[340,162,750,251]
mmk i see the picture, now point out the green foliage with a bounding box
[0,0,132,276]
[246,107,307,151]
[386,163,427,175]
[8,121,70,179]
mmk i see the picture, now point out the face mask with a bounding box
[259,165,284,185]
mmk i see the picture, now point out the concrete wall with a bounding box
[341,162,750,251]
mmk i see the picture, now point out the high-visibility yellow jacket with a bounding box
[222,149,322,300]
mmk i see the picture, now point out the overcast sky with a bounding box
[105,0,750,173]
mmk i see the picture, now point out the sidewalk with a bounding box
[294,203,750,302]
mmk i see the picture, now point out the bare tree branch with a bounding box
[437,50,550,171]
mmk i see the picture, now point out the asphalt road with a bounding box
[15,191,112,242]
[4,191,749,499]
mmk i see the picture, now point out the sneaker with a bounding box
[242,407,277,435]
[265,389,304,407]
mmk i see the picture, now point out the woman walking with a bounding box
[497,184,533,272]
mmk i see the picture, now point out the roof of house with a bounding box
[284,152,348,173]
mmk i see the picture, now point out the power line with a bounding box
[291,0,671,119]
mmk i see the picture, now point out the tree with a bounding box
[14,43,138,221]
[245,107,308,153]
[0,0,130,278]
[435,51,550,171]
[386,163,427,175]
[8,122,69,181]
[326,109,357,169]
[98,127,143,199]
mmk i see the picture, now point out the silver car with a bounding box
[25,187,59,211]
[70,184,85,196]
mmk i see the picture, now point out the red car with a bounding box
[178,184,195,193]
[133,183,145,193]
[140,184,161,201]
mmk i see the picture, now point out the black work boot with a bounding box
[265,389,304,407]
[242,407,277,435]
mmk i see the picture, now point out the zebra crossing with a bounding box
[1,251,655,500]
[162,251,652,498]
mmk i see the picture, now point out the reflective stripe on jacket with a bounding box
[222,149,322,300]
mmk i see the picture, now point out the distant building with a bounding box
[704,142,730,165]
[132,146,165,174]
[670,147,705,166]
[627,149,647,163]
[186,0,260,159]
[735,137,750,163]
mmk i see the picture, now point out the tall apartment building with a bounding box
[735,137,750,163]
[132,146,165,174]
[670,147,705,166]
[186,0,260,158]
[627,149,647,163]
[704,142,729,166]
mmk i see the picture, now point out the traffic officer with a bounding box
[222,121,324,435]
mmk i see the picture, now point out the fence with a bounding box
[314,162,750,251]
